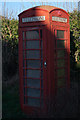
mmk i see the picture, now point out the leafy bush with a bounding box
[69,10,80,66]
[1,17,19,80]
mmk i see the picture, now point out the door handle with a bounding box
[44,61,47,68]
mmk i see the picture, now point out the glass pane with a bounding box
[27,69,40,78]
[23,69,25,77]
[24,88,25,96]
[57,59,65,67]
[57,78,66,87]
[57,40,65,48]
[26,40,39,49]
[26,30,39,39]
[41,50,43,58]
[40,30,42,39]
[23,32,25,40]
[57,50,65,58]
[27,60,40,68]
[23,51,25,58]
[41,79,43,88]
[26,50,40,59]
[23,60,25,67]
[41,70,43,79]
[41,90,43,98]
[41,60,43,68]
[24,96,25,104]
[27,98,40,107]
[27,88,40,97]
[27,79,40,88]
[41,98,43,107]
[41,40,43,49]
[41,90,43,107]
[57,30,64,38]
[57,69,65,77]
[23,41,25,49]
[24,78,26,86]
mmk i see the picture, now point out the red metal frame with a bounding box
[18,6,70,116]
[19,26,48,115]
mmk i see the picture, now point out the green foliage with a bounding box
[69,10,80,68]
[1,17,18,43]
[70,31,77,69]
[2,17,19,78]
[69,10,80,47]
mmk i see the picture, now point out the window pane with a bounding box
[23,32,25,40]
[26,50,40,59]
[26,40,39,49]
[23,50,25,58]
[27,79,40,88]
[41,40,43,49]
[23,60,25,67]
[41,79,43,88]
[27,88,40,97]
[57,69,65,77]
[57,59,65,67]
[24,96,25,104]
[27,98,40,107]
[24,88,25,96]
[40,30,42,39]
[57,50,65,58]
[41,90,43,99]
[27,60,40,68]
[57,40,65,48]
[23,41,25,49]
[26,30,39,39]
[57,30,64,38]
[57,78,66,87]
[24,78,26,86]
[41,90,43,107]
[41,60,43,68]
[23,69,25,77]
[41,70,43,79]
[27,69,40,78]
[41,50,43,58]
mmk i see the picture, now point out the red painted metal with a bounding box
[18,5,70,116]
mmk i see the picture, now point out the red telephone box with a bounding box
[18,5,70,116]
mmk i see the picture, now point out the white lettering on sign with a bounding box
[22,16,45,22]
[52,16,67,23]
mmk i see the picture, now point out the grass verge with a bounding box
[2,79,27,119]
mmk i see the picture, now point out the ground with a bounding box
[2,70,79,119]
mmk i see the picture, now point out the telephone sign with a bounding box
[52,16,67,22]
[22,16,45,22]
